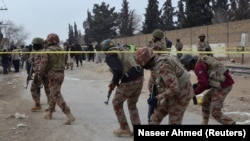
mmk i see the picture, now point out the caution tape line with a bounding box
[0,51,250,54]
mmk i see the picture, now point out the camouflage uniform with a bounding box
[152,29,168,54]
[175,39,183,59]
[101,39,144,136]
[196,34,213,56]
[194,56,235,125]
[149,55,193,124]
[29,38,51,112]
[29,50,50,112]
[153,40,168,54]
[135,48,193,125]
[197,41,212,54]
[40,33,75,125]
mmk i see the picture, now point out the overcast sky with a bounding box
[1,0,170,45]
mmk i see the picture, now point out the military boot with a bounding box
[113,128,132,137]
[31,103,42,112]
[44,111,52,119]
[44,107,56,112]
[201,118,209,125]
[64,113,75,125]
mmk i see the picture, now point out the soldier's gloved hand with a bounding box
[108,82,116,91]
[192,83,198,89]
[147,95,157,106]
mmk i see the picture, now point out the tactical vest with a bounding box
[155,55,190,93]
[46,45,65,72]
[199,55,228,88]
[197,41,213,56]
[108,47,140,77]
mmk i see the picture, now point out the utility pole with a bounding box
[0,6,8,49]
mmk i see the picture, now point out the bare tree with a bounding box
[1,20,28,48]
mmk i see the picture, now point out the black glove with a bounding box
[192,83,198,89]
[147,94,157,106]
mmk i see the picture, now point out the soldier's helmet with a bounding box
[179,54,198,67]
[199,33,206,38]
[134,47,155,66]
[152,29,164,39]
[32,37,44,45]
[46,33,60,44]
[101,39,115,51]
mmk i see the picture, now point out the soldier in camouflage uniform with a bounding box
[197,34,213,56]
[101,39,144,136]
[175,38,183,59]
[180,54,236,125]
[40,33,75,125]
[151,29,167,54]
[134,47,193,125]
[29,37,51,112]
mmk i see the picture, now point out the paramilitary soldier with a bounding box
[179,54,236,125]
[29,37,51,112]
[134,47,193,125]
[40,33,75,125]
[101,39,144,136]
[197,33,213,57]
[151,29,167,54]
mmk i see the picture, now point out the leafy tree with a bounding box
[83,2,118,42]
[83,10,92,43]
[68,24,74,43]
[142,0,162,34]
[229,0,250,21]
[211,0,230,23]
[119,0,132,36]
[160,0,175,30]
[118,0,142,36]
[185,0,213,27]
[74,22,79,42]
[67,22,83,44]
[176,0,186,29]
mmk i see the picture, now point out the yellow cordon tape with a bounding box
[1,51,250,54]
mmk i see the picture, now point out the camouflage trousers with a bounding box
[30,73,50,104]
[150,82,193,125]
[202,85,235,125]
[112,76,144,130]
[46,71,71,114]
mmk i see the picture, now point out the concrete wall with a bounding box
[112,19,250,62]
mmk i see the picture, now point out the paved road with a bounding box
[21,62,218,141]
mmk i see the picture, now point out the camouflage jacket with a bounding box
[39,45,65,76]
[148,54,190,99]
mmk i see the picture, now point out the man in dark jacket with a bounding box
[87,42,94,62]
[74,43,83,67]
[1,48,11,74]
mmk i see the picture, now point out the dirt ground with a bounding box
[0,60,250,141]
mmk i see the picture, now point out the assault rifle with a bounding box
[147,84,157,124]
[104,88,112,105]
[25,62,33,89]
